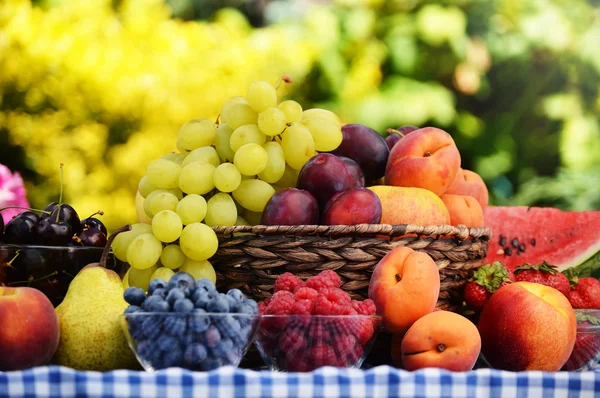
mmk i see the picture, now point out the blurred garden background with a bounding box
[1,0,599,231]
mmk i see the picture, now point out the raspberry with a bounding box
[274,273,304,293]
[318,270,342,287]
[265,296,294,315]
[313,288,354,315]
[291,300,314,315]
[307,320,330,344]
[332,334,357,358]
[286,351,313,372]
[271,290,295,303]
[352,299,377,315]
[258,299,270,314]
[308,343,337,367]
[305,271,342,292]
[294,287,319,302]
[344,318,375,345]
[279,327,307,353]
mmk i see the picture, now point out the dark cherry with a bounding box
[37,219,73,246]
[50,204,81,235]
[4,214,38,244]
[81,217,107,236]
[40,202,58,220]
[20,211,40,224]
[0,214,4,241]
[77,228,107,247]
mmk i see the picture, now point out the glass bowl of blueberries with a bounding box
[121,273,260,372]
[0,204,124,307]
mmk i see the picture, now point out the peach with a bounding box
[385,127,461,195]
[368,186,450,226]
[368,247,440,334]
[478,282,576,371]
[440,194,484,228]
[445,169,489,210]
[0,286,60,370]
[397,311,481,371]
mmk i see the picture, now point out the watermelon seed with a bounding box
[504,247,513,256]
[499,235,506,246]
[518,244,526,252]
[531,238,536,246]
[511,238,519,248]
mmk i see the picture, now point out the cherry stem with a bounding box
[5,251,20,270]
[275,75,292,90]
[100,224,132,268]
[386,128,404,138]
[8,271,59,286]
[0,206,51,215]
[56,163,65,223]
[86,210,104,219]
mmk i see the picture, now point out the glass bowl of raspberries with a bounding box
[121,272,260,372]
[561,309,600,371]
[254,271,382,372]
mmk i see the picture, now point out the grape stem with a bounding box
[0,206,51,215]
[56,163,64,223]
[100,224,132,268]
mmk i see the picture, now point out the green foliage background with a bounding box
[1,0,599,230]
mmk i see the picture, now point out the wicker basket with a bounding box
[211,223,492,312]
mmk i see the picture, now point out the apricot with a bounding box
[368,247,440,334]
[385,127,461,196]
[445,169,489,210]
[368,186,450,226]
[439,194,484,228]
[397,311,481,371]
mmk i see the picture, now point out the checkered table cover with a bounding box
[1,366,599,398]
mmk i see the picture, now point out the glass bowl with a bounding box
[561,309,600,371]
[0,244,125,307]
[254,315,382,372]
[121,312,261,371]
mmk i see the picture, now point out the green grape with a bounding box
[235,216,250,226]
[138,175,157,198]
[243,210,263,225]
[233,179,275,212]
[122,269,129,289]
[126,233,163,270]
[176,118,217,152]
[230,124,266,152]
[182,146,220,168]
[222,103,258,130]
[112,223,153,262]
[127,264,159,290]
[152,210,183,242]
[220,96,247,123]
[160,244,186,270]
[179,223,219,261]
[234,143,268,176]
[278,100,303,123]
[146,159,182,189]
[281,123,315,170]
[302,108,342,128]
[179,258,216,283]
[143,189,167,217]
[205,193,237,227]
[215,123,236,162]
[247,81,277,113]
[302,117,343,152]
[149,192,179,216]
[162,152,186,165]
[214,162,241,193]
[176,194,207,224]
[179,162,216,195]
[258,107,287,136]
[258,141,286,183]
[150,267,175,283]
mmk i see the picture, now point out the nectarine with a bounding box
[445,169,489,210]
[368,186,450,226]
[440,194,484,228]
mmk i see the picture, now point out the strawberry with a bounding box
[567,277,600,309]
[513,262,570,296]
[463,262,513,310]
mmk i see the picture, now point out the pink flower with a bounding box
[0,164,30,222]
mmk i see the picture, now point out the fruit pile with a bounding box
[254,271,379,372]
[120,77,345,289]
[123,272,259,371]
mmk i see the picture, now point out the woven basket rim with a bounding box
[212,223,492,240]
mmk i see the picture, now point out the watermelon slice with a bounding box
[483,206,600,277]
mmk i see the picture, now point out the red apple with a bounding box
[0,286,60,370]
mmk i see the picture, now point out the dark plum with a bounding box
[338,156,365,188]
[297,153,355,209]
[4,214,38,244]
[385,125,420,150]
[261,188,319,226]
[50,204,81,235]
[76,228,107,247]
[37,219,73,246]
[322,188,382,226]
[332,124,389,181]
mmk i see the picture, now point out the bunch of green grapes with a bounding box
[119,77,344,291]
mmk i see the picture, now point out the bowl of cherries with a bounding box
[0,202,126,307]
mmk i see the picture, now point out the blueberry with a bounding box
[195,278,217,294]
[211,338,233,357]
[166,288,185,307]
[127,318,146,340]
[148,279,166,295]
[226,289,245,303]
[231,325,251,347]
[124,305,142,314]
[184,343,208,366]
[162,345,184,368]
[124,287,147,306]
[174,298,194,313]
[199,358,222,371]
[224,295,239,312]
[189,309,210,333]
[157,334,179,351]
[215,315,241,339]
[179,331,195,346]
[192,289,210,309]
[244,299,258,314]
[221,349,242,366]
[143,296,170,312]
[207,294,230,313]
[167,272,196,295]
[152,288,166,298]
[141,316,163,340]
[140,340,164,368]
[164,316,187,337]
[204,325,221,347]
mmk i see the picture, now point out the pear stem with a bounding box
[100,225,132,268]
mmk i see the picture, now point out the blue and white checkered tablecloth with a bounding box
[1,366,600,398]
